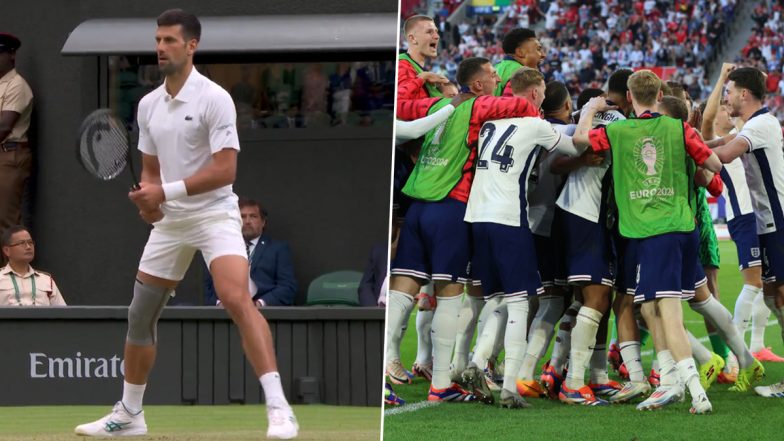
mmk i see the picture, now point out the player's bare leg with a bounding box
[755,283,784,396]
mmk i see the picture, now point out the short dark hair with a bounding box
[542,81,570,115]
[728,67,766,101]
[577,88,605,110]
[157,9,202,42]
[457,57,491,89]
[608,69,634,95]
[665,81,690,102]
[2,225,29,247]
[238,198,268,219]
[659,96,690,122]
[403,15,434,35]
[502,28,537,55]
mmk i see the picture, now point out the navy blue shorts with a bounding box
[614,235,639,296]
[634,229,700,304]
[391,198,471,283]
[534,233,560,288]
[471,222,543,300]
[728,213,762,270]
[683,256,708,302]
[560,209,614,287]
[760,228,784,283]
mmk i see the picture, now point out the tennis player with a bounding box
[75,9,297,439]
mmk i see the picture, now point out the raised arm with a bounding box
[702,62,735,140]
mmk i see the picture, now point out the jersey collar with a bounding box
[165,67,202,103]
[546,117,568,125]
[748,106,769,121]
[637,110,661,119]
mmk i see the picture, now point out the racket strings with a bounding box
[79,113,130,180]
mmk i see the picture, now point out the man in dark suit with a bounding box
[204,198,297,306]
[358,242,387,306]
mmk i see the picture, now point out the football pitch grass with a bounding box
[384,241,784,441]
[0,405,381,440]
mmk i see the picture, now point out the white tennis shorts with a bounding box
[138,208,246,281]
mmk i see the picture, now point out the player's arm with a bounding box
[550,150,606,174]
[396,97,441,121]
[395,93,471,141]
[684,122,722,172]
[711,135,748,163]
[475,96,539,122]
[140,153,162,185]
[572,96,616,148]
[701,63,735,140]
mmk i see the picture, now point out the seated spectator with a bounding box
[358,242,388,307]
[0,225,66,306]
[204,198,297,307]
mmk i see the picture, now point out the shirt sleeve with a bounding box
[48,277,67,306]
[205,89,241,154]
[396,60,426,101]
[737,117,764,152]
[396,97,440,121]
[706,173,724,198]
[1,79,32,114]
[395,104,455,140]
[536,119,564,151]
[473,96,539,121]
[501,81,514,97]
[136,98,156,155]
[683,122,712,165]
[588,127,610,152]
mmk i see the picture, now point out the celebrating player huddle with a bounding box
[386,16,784,414]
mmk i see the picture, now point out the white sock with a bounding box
[690,295,755,368]
[551,301,582,373]
[686,330,713,365]
[415,309,434,365]
[490,312,507,363]
[619,341,645,382]
[750,292,770,352]
[502,299,529,394]
[657,350,678,388]
[734,284,761,333]
[588,344,609,384]
[260,372,288,408]
[763,295,784,347]
[431,296,462,389]
[470,297,504,369]
[451,295,482,374]
[676,358,705,399]
[121,381,146,414]
[530,296,565,359]
[565,306,602,390]
[385,290,415,363]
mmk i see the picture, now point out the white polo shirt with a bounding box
[717,129,754,222]
[736,109,784,234]
[137,67,240,219]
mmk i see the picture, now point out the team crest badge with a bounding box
[751,247,760,258]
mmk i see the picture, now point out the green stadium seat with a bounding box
[305,270,362,306]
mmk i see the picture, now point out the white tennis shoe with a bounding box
[267,403,298,439]
[74,401,147,437]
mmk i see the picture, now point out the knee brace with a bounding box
[127,279,172,345]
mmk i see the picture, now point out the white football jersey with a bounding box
[465,117,572,227]
[555,109,626,223]
[738,110,784,234]
[718,130,754,222]
[527,123,573,236]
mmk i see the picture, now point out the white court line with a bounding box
[384,400,440,416]
[641,319,778,356]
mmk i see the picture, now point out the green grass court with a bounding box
[0,405,380,440]
[384,241,784,441]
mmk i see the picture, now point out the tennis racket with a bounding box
[77,109,140,190]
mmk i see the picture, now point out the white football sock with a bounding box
[415,309,434,365]
[686,330,713,365]
[734,284,761,333]
[565,306,602,390]
[502,299,529,394]
[260,372,288,408]
[657,350,678,388]
[676,358,706,399]
[431,296,461,389]
[385,290,415,363]
[750,292,770,352]
[690,295,754,368]
[551,301,582,373]
[520,296,563,380]
[470,297,504,369]
[619,341,645,382]
[763,295,784,346]
[451,295,482,374]
[121,381,146,414]
[588,343,609,384]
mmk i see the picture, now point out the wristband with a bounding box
[162,180,188,201]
